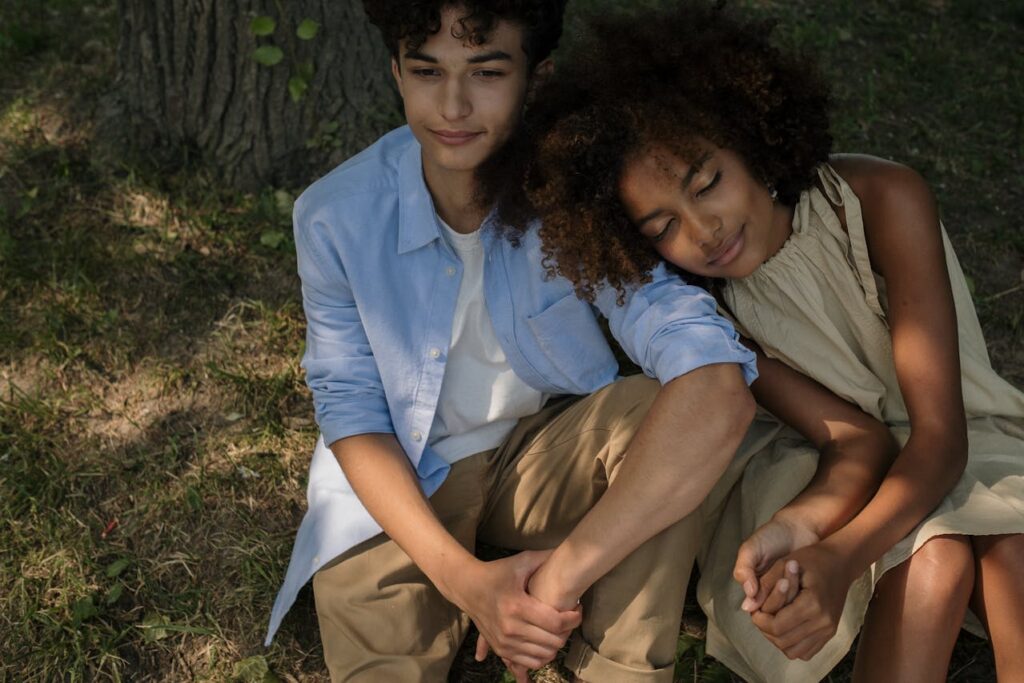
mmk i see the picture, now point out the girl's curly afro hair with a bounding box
[488,1,833,302]
[362,0,567,69]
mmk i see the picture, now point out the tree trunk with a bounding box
[115,0,400,189]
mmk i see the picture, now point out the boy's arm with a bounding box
[528,361,755,609]
[527,275,758,609]
[295,209,576,669]
[331,434,579,670]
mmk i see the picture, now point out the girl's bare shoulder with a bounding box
[827,153,935,215]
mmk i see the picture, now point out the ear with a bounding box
[391,56,405,98]
[526,58,553,104]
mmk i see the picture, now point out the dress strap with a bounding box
[813,164,887,320]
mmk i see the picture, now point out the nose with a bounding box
[440,77,472,121]
[684,209,722,252]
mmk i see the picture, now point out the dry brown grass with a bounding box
[1,1,1020,682]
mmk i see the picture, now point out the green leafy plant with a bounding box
[248,4,320,102]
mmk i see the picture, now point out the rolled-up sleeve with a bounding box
[595,264,758,386]
[294,202,394,447]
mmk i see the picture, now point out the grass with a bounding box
[0,0,1021,681]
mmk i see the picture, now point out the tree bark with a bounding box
[115,0,400,189]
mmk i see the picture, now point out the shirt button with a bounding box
[429,347,441,359]
[411,430,422,442]
[446,266,456,276]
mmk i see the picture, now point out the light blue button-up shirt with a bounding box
[265,126,757,644]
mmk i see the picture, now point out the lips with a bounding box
[707,225,746,267]
[430,129,483,145]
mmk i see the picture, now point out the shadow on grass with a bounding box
[0,0,1021,682]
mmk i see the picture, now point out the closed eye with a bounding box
[696,171,721,198]
[651,219,674,243]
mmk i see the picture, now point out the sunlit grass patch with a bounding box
[0,0,1020,681]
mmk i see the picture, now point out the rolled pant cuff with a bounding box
[565,636,675,683]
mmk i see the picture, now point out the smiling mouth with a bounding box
[707,225,746,267]
[430,129,483,145]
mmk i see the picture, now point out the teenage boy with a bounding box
[265,2,760,681]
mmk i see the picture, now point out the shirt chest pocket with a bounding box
[524,292,618,394]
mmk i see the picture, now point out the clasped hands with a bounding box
[444,549,580,683]
[733,517,853,662]
[452,517,857,678]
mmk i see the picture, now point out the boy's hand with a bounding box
[734,515,820,611]
[750,542,852,661]
[451,550,580,671]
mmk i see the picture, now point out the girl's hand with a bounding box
[750,542,853,661]
[734,514,820,611]
[746,559,802,615]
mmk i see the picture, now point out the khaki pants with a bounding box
[313,374,702,682]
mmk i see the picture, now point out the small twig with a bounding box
[985,282,1024,302]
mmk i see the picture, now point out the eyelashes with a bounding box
[651,219,674,243]
[696,171,721,198]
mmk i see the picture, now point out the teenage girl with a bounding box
[505,3,1024,681]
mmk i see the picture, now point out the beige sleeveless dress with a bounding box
[696,163,1024,683]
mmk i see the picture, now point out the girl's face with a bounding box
[618,143,794,279]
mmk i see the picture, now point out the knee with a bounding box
[900,536,976,607]
[973,533,1024,573]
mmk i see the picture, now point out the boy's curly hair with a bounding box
[362,0,567,68]
[488,1,833,302]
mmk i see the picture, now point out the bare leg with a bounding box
[970,534,1024,682]
[852,535,974,683]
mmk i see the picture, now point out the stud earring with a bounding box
[768,184,778,201]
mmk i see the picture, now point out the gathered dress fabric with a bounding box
[697,163,1024,682]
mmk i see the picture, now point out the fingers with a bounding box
[781,628,831,661]
[733,542,761,598]
[516,623,567,654]
[489,640,550,671]
[504,661,530,683]
[520,594,581,635]
[475,633,490,662]
[759,577,791,615]
[751,598,837,658]
[733,565,759,602]
[741,573,770,614]
[484,619,562,664]
[774,623,832,659]
[744,553,803,614]
[756,611,820,651]
[475,620,558,668]
[783,560,801,605]
[768,592,821,635]
[490,639,546,673]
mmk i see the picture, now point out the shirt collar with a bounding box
[396,133,503,255]
[397,138,443,255]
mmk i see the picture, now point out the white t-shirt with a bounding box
[428,220,548,464]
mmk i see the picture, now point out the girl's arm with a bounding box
[750,156,969,660]
[732,342,899,602]
[816,154,968,577]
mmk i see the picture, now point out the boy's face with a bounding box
[391,5,540,184]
